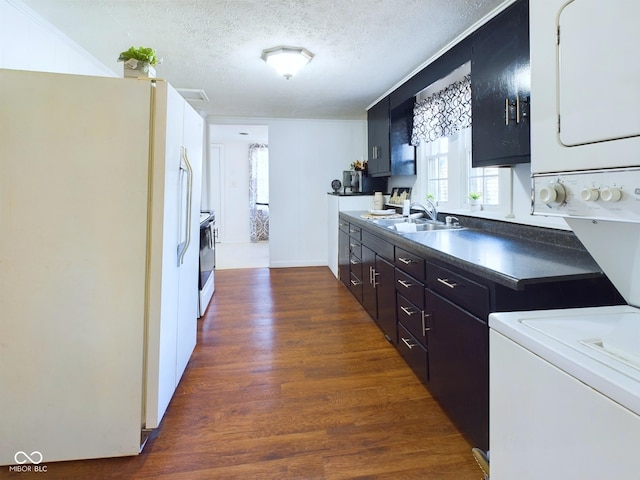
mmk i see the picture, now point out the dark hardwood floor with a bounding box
[10,267,481,479]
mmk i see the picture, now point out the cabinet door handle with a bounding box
[422,312,431,335]
[398,257,414,265]
[516,94,521,124]
[401,337,417,349]
[505,98,509,126]
[437,277,457,289]
[400,306,416,316]
[372,269,379,287]
[397,279,413,289]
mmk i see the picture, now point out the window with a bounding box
[411,63,508,213]
[468,166,500,206]
[425,137,449,202]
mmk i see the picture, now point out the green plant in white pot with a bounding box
[468,192,482,211]
[118,46,162,78]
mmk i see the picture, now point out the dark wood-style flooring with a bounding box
[11,267,481,479]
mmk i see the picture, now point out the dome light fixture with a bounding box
[261,46,314,79]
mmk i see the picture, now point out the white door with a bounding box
[557,0,640,147]
[145,82,184,428]
[176,101,203,379]
[530,0,640,173]
[0,70,149,463]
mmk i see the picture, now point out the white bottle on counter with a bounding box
[373,192,384,210]
[402,199,411,216]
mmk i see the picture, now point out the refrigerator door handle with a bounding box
[177,146,193,266]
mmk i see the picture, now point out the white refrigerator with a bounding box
[0,69,203,464]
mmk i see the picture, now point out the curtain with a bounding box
[411,74,472,146]
[249,143,269,242]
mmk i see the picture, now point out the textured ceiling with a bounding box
[21,0,509,120]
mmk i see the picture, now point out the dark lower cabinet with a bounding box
[338,228,350,288]
[397,323,428,384]
[339,214,624,454]
[375,256,396,344]
[361,245,377,319]
[425,288,489,451]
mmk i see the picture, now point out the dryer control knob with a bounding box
[539,183,566,205]
[601,187,622,202]
[580,188,600,202]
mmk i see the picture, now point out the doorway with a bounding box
[205,124,269,269]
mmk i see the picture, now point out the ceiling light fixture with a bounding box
[261,46,314,79]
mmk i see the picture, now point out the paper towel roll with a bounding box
[402,199,411,216]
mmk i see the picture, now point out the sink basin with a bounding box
[393,222,464,232]
[372,217,417,226]
[371,218,463,232]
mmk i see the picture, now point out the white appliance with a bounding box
[0,69,203,464]
[198,211,216,317]
[489,1,640,478]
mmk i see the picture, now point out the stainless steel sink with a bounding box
[371,217,463,232]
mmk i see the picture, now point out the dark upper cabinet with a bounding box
[367,96,391,177]
[471,0,530,167]
[390,98,416,176]
[367,96,417,177]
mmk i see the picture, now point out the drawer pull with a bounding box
[400,306,416,316]
[398,257,414,265]
[437,277,458,289]
[350,259,360,265]
[350,243,359,249]
[397,279,413,289]
[401,337,417,349]
[350,279,362,286]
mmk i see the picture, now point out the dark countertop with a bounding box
[340,210,605,291]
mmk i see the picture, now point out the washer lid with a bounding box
[490,305,640,416]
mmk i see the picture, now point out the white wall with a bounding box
[1,0,115,76]
[217,141,252,243]
[209,117,367,268]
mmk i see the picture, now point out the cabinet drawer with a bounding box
[349,240,362,260]
[397,294,427,348]
[397,323,428,385]
[395,269,424,308]
[349,271,363,301]
[339,219,350,233]
[427,263,490,320]
[349,253,363,282]
[362,230,394,262]
[348,224,362,240]
[394,246,425,281]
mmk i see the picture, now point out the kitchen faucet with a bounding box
[409,200,438,222]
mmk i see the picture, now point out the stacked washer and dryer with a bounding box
[489,1,640,478]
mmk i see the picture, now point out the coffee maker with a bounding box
[342,170,386,194]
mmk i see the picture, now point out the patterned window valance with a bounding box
[411,74,472,146]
